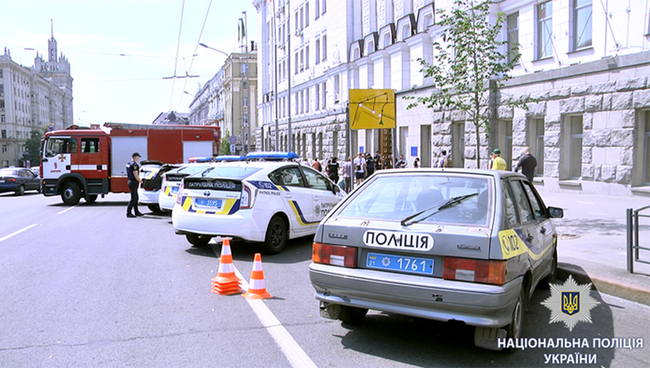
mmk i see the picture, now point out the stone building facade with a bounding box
[254,0,650,195]
[0,33,73,167]
[188,51,258,155]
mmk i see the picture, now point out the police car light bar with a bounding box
[245,152,299,161]
[214,155,246,162]
[188,157,214,163]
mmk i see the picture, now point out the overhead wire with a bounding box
[177,0,214,110]
[169,0,187,110]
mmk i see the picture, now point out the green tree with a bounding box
[25,129,46,166]
[406,0,525,168]
[220,130,232,156]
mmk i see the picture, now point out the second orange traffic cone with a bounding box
[211,238,242,295]
[242,253,273,299]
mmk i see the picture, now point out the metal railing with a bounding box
[627,205,650,273]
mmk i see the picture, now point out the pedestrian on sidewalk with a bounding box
[327,157,339,184]
[342,156,352,193]
[126,152,144,218]
[490,149,506,171]
[513,147,537,182]
[353,152,367,185]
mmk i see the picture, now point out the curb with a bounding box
[557,265,650,307]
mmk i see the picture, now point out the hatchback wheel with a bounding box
[261,216,287,254]
[186,234,212,247]
[338,306,368,324]
[503,286,526,352]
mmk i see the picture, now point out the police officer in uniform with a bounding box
[127,152,144,218]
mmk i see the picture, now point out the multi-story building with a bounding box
[188,51,258,154]
[0,33,73,167]
[254,0,650,196]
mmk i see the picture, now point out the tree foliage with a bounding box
[25,129,47,166]
[406,0,525,168]
[220,131,232,156]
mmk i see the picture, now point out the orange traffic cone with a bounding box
[211,238,242,295]
[242,253,273,299]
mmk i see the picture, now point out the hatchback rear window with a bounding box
[198,166,262,180]
[338,174,491,225]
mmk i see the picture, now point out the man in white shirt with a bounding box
[353,152,366,185]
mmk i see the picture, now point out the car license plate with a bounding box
[195,198,222,208]
[171,187,179,194]
[0,180,4,183]
[366,252,434,275]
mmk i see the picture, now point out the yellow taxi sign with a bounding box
[349,89,396,130]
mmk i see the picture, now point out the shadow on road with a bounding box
[183,236,314,264]
[335,268,615,367]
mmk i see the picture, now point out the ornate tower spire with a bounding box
[48,18,57,62]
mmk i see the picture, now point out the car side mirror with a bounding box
[548,206,564,219]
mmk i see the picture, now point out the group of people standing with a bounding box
[488,147,538,181]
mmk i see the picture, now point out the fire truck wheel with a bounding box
[61,182,81,205]
[85,195,98,204]
[186,234,212,247]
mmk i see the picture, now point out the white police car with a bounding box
[172,152,346,253]
[138,161,175,213]
[158,156,245,212]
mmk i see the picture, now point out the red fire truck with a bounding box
[40,122,220,205]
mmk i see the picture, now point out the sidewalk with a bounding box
[537,189,650,306]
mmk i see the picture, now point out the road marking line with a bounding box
[56,206,77,215]
[0,224,37,243]
[232,266,318,368]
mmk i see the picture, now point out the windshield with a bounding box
[337,174,491,226]
[198,166,262,180]
[45,137,77,157]
[0,168,19,176]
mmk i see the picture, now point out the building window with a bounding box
[322,0,326,15]
[306,45,310,69]
[295,52,299,74]
[315,0,320,19]
[0,115,4,123]
[305,2,310,27]
[315,38,321,64]
[570,116,583,179]
[537,1,553,59]
[300,49,304,70]
[1,145,6,153]
[315,85,320,110]
[452,122,465,168]
[573,0,592,50]
[322,34,327,61]
[295,11,299,32]
[321,82,327,108]
[507,12,519,64]
[0,84,4,94]
[643,111,650,185]
[533,118,545,176]
[305,88,310,112]
[1,129,6,139]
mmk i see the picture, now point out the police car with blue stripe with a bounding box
[172,152,345,253]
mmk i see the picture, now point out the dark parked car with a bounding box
[0,167,41,195]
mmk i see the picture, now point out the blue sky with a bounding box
[1,0,258,125]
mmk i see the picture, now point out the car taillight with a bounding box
[240,185,253,209]
[7,178,16,182]
[312,242,357,267]
[443,257,506,285]
[176,182,184,204]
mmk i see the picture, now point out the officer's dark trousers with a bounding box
[127,180,139,214]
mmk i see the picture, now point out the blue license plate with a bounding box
[171,186,179,194]
[366,252,434,275]
[195,198,222,208]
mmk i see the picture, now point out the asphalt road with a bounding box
[1,192,649,367]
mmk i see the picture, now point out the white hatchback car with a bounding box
[172,152,346,253]
[159,163,219,212]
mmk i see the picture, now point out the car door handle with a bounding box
[313,196,320,201]
[284,194,293,199]
[540,227,547,234]
[526,234,534,242]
